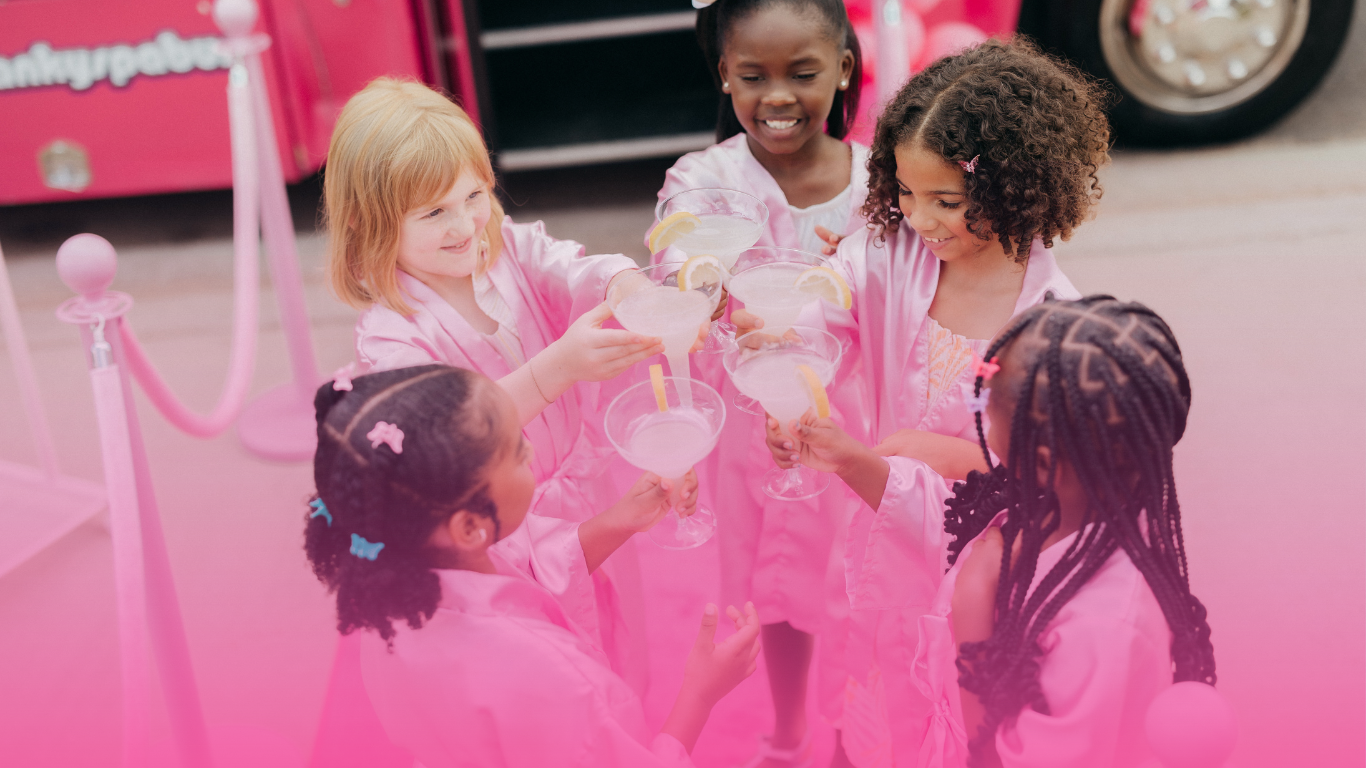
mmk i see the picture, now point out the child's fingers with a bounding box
[725,604,742,628]
[591,327,659,349]
[694,603,719,650]
[579,302,615,327]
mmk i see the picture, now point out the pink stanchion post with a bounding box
[56,235,216,768]
[0,241,105,577]
[216,0,324,463]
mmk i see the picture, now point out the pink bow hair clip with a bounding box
[972,355,1000,380]
[959,155,979,173]
[332,363,356,392]
[367,421,404,454]
[966,390,990,414]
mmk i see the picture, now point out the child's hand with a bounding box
[731,308,762,337]
[669,468,700,518]
[814,225,845,256]
[689,320,710,353]
[769,412,866,474]
[548,303,663,383]
[681,602,762,707]
[606,472,673,533]
[710,288,729,322]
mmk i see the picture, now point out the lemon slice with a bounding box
[649,363,668,412]
[794,266,852,310]
[677,254,724,292]
[648,211,701,254]
[796,364,830,418]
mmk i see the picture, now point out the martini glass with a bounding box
[604,375,727,549]
[655,188,768,352]
[607,264,713,405]
[726,247,829,414]
[723,326,842,501]
[655,187,768,273]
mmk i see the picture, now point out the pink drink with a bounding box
[619,409,716,480]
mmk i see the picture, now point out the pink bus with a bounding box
[0,0,1351,205]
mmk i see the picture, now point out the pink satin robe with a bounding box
[821,226,1080,763]
[354,217,649,692]
[360,515,694,768]
[654,133,871,638]
[910,508,1172,768]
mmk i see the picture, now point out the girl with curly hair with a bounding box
[306,364,762,767]
[793,297,1217,767]
[744,38,1109,766]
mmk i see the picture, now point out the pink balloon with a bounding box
[1145,682,1238,768]
[902,8,927,75]
[918,22,989,69]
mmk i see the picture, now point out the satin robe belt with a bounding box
[912,614,969,768]
[529,428,615,523]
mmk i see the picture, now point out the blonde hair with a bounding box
[324,77,504,316]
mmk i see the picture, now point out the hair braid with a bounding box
[942,297,1217,765]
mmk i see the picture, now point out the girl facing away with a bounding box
[794,297,1218,766]
[654,1,866,764]
[304,365,762,768]
[325,77,688,692]
[750,39,1110,766]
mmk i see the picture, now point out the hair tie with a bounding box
[966,390,990,414]
[959,155,979,174]
[309,498,332,526]
[332,363,356,392]
[350,533,385,561]
[972,354,1000,380]
[367,421,405,454]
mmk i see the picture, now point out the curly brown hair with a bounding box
[861,38,1111,262]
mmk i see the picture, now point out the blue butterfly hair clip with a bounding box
[350,533,385,561]
[309,498,332,526]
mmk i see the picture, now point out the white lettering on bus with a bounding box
[0,31,233,92]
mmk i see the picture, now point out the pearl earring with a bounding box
[722,81,730,93]
[839,79,848,89]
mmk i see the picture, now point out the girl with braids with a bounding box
[327,78,696,693]
[791,297,1217,767]
[306,364,762,768]
[751,38,1106,767]
[653,2,867,764]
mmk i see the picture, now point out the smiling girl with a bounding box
[652,2,866,765]
[325,77,675,694]
[752,39,1110,766]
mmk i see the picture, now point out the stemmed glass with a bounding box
[604,375,727,549]
[723,326,842,501]
[726,246,830,414]
[606,263,715,402]
[653,188,768,352]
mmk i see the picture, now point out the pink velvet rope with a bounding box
[119,64,260,438]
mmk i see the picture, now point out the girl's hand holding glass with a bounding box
[766,411,866,475]
[542,302,663,385]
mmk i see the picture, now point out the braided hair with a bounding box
[696,0,863,142]
[942,296,1216,765]
[304,364,502,644]
[862,38,1111,261]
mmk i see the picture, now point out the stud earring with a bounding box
[722,81,730,93]
[839,79,849,89]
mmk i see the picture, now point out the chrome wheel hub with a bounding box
[1100,0,1310,113]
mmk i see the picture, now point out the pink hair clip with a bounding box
[332,363,356,392]
[959,155,979,173]
[972,354,1000,380]
[367,421,404,454]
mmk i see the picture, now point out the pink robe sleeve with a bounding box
[995,607,1171,767]
[846,456,952,611]
[491,513,600,646]
[501,219,638,337]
